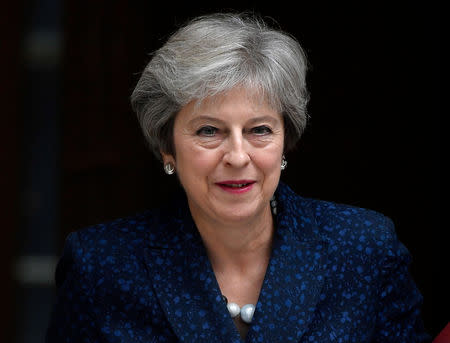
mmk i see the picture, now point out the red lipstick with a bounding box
[215,180,256,194]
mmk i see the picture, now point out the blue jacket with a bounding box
[46,182,430,342]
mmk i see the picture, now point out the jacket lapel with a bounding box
[245,188,329,342]
[143,197,243,343]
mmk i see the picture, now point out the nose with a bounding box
[222,131,250,168]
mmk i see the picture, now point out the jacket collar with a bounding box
[143,182,329,342]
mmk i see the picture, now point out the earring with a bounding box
[281,155,287,171]
[164,162,175,175]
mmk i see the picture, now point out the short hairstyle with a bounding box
[131,13,309,160]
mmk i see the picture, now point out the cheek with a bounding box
[176,142,219,175]
[253,144,283,174]
[259,155,282,174]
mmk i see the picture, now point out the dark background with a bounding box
[1,0,443,342]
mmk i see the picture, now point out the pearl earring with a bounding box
[281,155,287,171]
[164,162,175,175]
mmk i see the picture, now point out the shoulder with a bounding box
[53,207,183,313]
[278,183,414,291]
[69,209,162,256]
[48,210,175,338]
[277,184,429,340]
[276,182,399,256]
[57,190,194,277]
[56,212,148,277]
[310,197,395,242]
[69,195,189,254]
[55,205,181,286]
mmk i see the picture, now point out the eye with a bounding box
[250,125,272,135]
[196,125,218,137]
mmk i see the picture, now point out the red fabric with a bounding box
[433,323,450,343]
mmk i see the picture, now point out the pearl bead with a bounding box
[227,302,240,318]
[240,304,256,324]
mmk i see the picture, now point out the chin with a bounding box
[214,204,263,223]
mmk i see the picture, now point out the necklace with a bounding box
[222,295,256,324]
[221,196,277,324]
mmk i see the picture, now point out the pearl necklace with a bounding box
[221,196,277,324]
[222,295,256,324]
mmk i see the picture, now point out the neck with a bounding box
[190,204,275,274]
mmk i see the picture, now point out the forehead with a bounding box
[178,87,282,122]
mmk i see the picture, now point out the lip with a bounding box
[215,180,256,194]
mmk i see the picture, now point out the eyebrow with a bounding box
[188,115,280,126]
[246,115,280,125]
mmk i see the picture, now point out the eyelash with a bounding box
[196,125,272,137]
[251,126,272,135]
[196,126,218,137]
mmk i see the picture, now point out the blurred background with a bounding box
[1,0,443,342]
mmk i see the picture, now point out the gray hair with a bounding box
[131,13,309,159]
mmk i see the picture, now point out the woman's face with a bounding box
[162,87,284,225]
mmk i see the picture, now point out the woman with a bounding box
[46,13,430,342]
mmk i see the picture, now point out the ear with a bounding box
[160,150,175,165]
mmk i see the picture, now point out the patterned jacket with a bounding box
[46,182,430,342]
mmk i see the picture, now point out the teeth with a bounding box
[224,183,249,188]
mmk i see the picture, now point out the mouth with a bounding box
[215,180,256,193]
[216,180,255,187]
